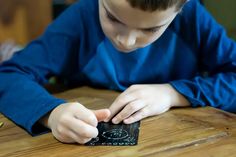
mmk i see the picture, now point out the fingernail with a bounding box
[112,118,118,124]
[104,118,109,122]
[123,119,130,124]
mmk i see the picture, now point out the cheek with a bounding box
[100,15,117,40]
[138,33,161,46]
[102,21,115,37]
[139,28,167,46]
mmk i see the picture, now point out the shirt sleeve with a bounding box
[170,1,236,112]
[0,2,83,135]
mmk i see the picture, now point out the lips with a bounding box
[113,41,136,52]
[117,46,134,52]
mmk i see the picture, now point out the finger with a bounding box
[104,92,137,122]
[68,130,92,144]
[73,103,98,127]
[68,117,98,138]
[52,129,75,144]
[123,108,149,124]
[112,100,145,124]
[93,109,111,122]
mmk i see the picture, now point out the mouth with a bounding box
[116,46,135,52]
[112,41,137,53]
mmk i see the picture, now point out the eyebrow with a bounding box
[102,2,170,31]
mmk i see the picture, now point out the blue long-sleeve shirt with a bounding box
[0,0,236,135]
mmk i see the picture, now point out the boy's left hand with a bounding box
[104,84,190,124]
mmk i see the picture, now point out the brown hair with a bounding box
[126,0,188,12]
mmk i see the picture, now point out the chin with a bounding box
[113,44,138,53]
[118,48,137,53]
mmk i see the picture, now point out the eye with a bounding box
[143,27,161,33]
[106,11,119,23]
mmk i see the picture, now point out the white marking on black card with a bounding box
[85,121,140,146]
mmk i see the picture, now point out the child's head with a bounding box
[99,0,187,52]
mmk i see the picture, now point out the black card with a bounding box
[85,121,140,146]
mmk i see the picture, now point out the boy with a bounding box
[0,0,236,144]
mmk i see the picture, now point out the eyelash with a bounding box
[106,11,118,23]
[144,28,160,33]
[105,11,161,33]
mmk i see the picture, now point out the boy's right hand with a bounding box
[46,102,110,144]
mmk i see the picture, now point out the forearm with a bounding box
[0,72,66,135]
[166,84,191,108]
[170,72,236,112]
[39,112,51,129]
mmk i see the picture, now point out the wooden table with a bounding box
[1,86,236,157]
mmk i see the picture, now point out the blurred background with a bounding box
[0,0,236,62]
[204,0,236,39]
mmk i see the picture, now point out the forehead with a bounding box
[102,0,177,28]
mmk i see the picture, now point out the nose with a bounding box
[116,31,138,48]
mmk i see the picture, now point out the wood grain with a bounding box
[1,86,236,157]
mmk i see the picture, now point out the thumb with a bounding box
[93,109,111,122]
